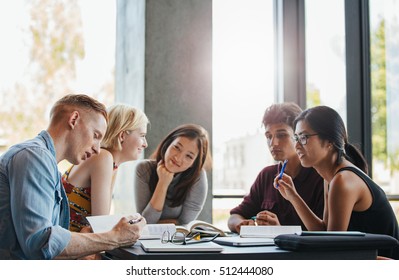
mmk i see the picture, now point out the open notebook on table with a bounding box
[140,239,224,252]
[86,214,176,239]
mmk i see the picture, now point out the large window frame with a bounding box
[277,0,372,158]
[276,0,398,202]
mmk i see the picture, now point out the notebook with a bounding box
[140,239,224,252]
[213,236,275,247]
[296,231,366,236]
[86,214,176,239]
[240,225,302,238]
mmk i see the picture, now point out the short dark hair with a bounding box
[262,102,302,129]
[50,94,108,122]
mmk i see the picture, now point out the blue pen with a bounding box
[276,159,288,188]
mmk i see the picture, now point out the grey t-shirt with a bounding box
[134,160,208,224]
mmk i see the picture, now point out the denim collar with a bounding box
[38,130,56,159]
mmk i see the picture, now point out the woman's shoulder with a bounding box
[330,165,365,190]
[135,159,157,175]
[136,159,156,168]
[334,165,365,180]
[191,169,208,186]
[66,149,113,181]
[89,149,114,170]
[199,168,208,179]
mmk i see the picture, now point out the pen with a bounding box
[250,216,258,226]
[276,159,288,188]
[128,217,143,224]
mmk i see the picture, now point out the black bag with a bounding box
[274,232,399,259]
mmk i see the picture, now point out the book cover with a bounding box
[140,239,224,252]
[240,225,302,238]
[213,236,275,247]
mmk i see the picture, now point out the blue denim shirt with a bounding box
[0,131,71,259]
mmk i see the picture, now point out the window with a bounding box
[370,0,399,220]
[212,0,275,229]
[305,0,346,119]
[0,0,115,164]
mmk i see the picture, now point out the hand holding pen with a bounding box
[110,215,146,247]
[273,161,299,202]
[276,159,288,188]
[252,211,280,226]
[128,216,144,224]
[250,216,258,226]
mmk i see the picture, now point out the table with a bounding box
[105,241,377,260]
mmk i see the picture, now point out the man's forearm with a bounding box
[55,232,120,260]
[55,216,144,259]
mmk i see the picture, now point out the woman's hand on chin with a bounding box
[157,160,174,185]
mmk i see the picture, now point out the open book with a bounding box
[176,220,227,237]
[240,225,302,238]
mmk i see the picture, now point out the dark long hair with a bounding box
[149,124,211,207]
[294,106,368,174]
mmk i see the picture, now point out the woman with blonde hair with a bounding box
[62,104,149,232]
[134,124,211,225]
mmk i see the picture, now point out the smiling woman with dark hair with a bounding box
[134,124,212,225]
[275,105,399,259]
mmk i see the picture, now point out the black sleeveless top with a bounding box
[336,167,399,259]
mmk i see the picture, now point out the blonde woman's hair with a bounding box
[101,104,149,150]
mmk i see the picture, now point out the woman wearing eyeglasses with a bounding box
[62,104,149,232]
[275,105,399,259]
[134,124,212,225]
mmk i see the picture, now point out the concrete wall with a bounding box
[115,0,213,222]
[145,0,213,222]
[144,0,212,155]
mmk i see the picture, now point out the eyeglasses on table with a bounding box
[161,231,219,245]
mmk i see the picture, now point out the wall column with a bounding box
[115,0,213,222]
[145,0,213,222]
[274,0,306,107]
